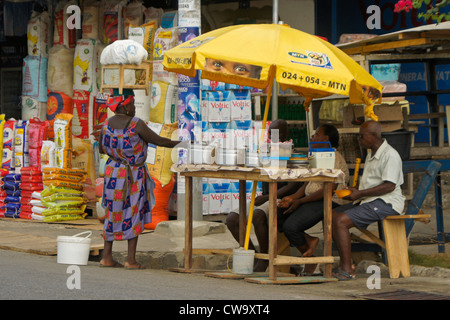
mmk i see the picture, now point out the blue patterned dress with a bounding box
[101,117,155,241]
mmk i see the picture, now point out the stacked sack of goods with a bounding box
[2,171,23,218]
[22,10,49,120]
[32,112,88,222]
[35,168,88,222]
[21,167,44,219]
[0,114,48,218]
[0,117,33,218]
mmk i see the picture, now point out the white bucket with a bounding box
[232,248,255,275]
[57,231,92,265]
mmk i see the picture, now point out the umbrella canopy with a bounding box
[163,23,383,120]
[163,23,383,251]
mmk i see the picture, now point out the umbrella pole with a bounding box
[244,79,274,251]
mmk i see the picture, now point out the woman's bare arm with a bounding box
[135,119,179,148]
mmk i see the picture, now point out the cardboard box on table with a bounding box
[343,102,405,132]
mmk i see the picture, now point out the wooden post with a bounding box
[268,181,278,280]
[446,105,450,147]
[323,182,333,278]
[239,180,247,247]
[184,176,193,270]
[438,105,444,147]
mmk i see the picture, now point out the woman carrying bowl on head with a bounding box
[277,124,349,274]
[98,89,180,270]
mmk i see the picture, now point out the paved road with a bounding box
[1,249,449,304]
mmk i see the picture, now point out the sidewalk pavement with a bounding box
[0,207,449,273]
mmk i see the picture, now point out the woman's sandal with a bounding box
[100,261,124,268]
[124,262,147,270]
[332,269,356,281]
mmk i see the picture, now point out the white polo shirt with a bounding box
[359,139,405,214]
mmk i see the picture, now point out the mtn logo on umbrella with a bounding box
[288,52,307,59]
[288,50,333,70]
[180,37,215,49]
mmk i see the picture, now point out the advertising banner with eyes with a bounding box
[204,58,263,80]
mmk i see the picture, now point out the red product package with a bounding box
[103,12,119,44]
[53,6,76,48]
[72,90,91,139]
[21,190,34,199]
[94,92,110,127]
[47,90,73,139]
[21,167,43,176]
[3,119,16,148]
[19,212,33,219]
[28,118,49,149]
[28,148,42,169]
[20,183,44,191]
[21,175,43,183]
[21,204,33,212]
[20,197,32,205]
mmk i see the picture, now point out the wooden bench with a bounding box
[277,232,291,273]
[354,160,441,279]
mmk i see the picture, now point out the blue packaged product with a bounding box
[4,173,21,182]
[4,181,20,191]
[5,189,21,197]
[5,203,21,211]
[5,196,20,203]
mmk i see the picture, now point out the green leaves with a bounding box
[411,0,450,23]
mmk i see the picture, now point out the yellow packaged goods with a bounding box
[149,81,177,124]
[42,167,86,177]
[41,141,56,168]
[41,205,86,216]
[128,21,156,60]
[42,193,86,202]
[40,185,85,197]
[43,173,85,183]
[54,113,73,149]
[42,180,84,190]
[146,122,177,186]
[72,137,96,201]
[41,199,86,208]
[55,147,72,168]
[43,213,87,222]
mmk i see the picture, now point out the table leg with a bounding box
[268,181,278,281]
[323,182,333,278]
[184,176,193,270]
[434,173,445,253]
[239,180,247,247]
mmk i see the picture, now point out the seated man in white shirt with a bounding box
[332,121,405,280]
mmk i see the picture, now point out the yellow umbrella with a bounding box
[163,23,382,250]
[163,23,382,119]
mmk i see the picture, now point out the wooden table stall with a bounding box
[172,165,344,284]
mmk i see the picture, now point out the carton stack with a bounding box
[199,79,254,215]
